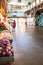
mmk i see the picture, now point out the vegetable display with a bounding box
[0,38,14,57]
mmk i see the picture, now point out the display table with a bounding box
[0,56,14,64]
[0,27,14,64]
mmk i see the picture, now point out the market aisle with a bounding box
[12,25,43,65]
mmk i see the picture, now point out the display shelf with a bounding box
[0,28,14,64]
[0,56,14,64]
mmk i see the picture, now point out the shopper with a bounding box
[11,20,16,32]
[13,20,16,28]
[25,22,27,27]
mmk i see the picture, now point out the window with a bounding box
[36,0,39,5]
[41,0,43,2]
[28,2,32,5]
[18,0,21,2]
[7,0,11,2]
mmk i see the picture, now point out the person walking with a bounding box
[11,20,16,32]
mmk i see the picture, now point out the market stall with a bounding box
[0,21,14,65]
[0,0,14,64]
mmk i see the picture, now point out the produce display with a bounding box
[0,22,14,64]
[0,30,13,41]
[0,38,14,57]
[0,22,7,29]
[0,22,14,56]
[0,22,13,41]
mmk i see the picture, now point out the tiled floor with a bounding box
[12,25,43,65]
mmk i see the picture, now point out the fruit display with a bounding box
[0,30,13,41]
[0,22,14,64]
[0,38,14,57]
[0,22,7,29]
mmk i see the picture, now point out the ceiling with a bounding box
[7,0,35,3]
[7,0,36,6]
[7,0,36,12]
[7,0,43,17]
